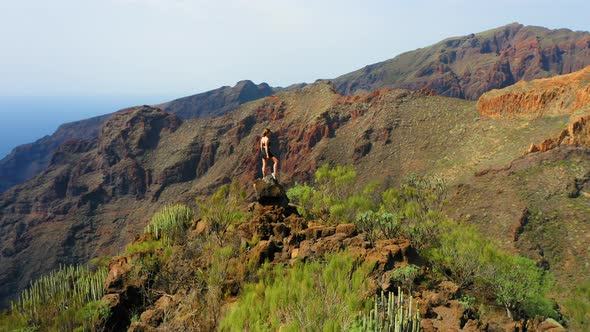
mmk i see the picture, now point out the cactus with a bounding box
[10,264,108,324]
[354,287,421,332]
[144,204,194,244]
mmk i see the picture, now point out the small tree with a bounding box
[426,221,491,288]
[482,253,555,320]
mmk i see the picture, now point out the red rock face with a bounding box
[529,116,590,153]
[333,23,590,101]
[477,66,590,118]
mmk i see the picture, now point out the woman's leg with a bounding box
[271,157,279,176]
[262,158,267,177]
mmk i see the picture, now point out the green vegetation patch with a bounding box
[1,265,109,331]
[220,253,374,332]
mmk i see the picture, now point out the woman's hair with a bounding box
[262,128,270,137]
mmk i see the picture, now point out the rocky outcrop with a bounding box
[528,116,590,153]
[333,23,590,100]
[252,176,289,207]
[478,66,590,118]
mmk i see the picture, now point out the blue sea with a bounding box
[0,95,174,159]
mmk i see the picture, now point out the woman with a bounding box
[260,128,279,180]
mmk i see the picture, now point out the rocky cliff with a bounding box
[477,65,590,118]
[332,23,590,100]
[528,115,590,153]
[0,114,109,193]
[0,81,274,193]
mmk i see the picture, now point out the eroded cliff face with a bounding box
[477,66,590,118]
[528,116,590,153]
[333,23,590,100]
[0,107,181,307]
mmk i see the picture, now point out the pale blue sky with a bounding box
[0,0,589,97]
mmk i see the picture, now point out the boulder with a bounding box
[252,176,289,207]
[537,318,566,332]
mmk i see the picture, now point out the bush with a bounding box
[286,183,315,218]
[288,164,379,224]
[380,175,447,250]
[390,264,420,293]
[144,204,194,244]
[315,164,357,200]
[197,182,246,245]
[125,239,165,255]
[219,253,374,331]
[422,217,557,320]
[426,221,491,288]
[356,211,401,247]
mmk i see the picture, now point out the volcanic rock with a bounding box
[333,23,590,100]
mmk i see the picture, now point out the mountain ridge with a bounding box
[332,22,590,100]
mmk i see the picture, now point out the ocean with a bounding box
[0,95,174,159]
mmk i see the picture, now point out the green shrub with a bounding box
[125,239,165,255]
[197,182,246,245]
[380,175,447,250]
[351,288,421,332]
[219,253,374,331]
[390,265,420,293]
[286,183,315,218]
[144,204,194,244]
[288,165,379,224]
[315,164,357,200]
[426,221,491,288]
[356,211,381,246]
[356,210,400,246]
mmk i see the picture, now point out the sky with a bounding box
[0,0,589,158]
[1,0,590,98]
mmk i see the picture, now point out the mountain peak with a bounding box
[332,23,590,100]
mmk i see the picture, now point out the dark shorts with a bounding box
[260,150,274,159]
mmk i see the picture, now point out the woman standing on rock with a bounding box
[260,128,279,180]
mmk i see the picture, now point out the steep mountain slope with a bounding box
[332,23,590,100]
[0,81,273,193]
[2,68,589,308]
[447,146,590,304]
[0,114,109,194]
